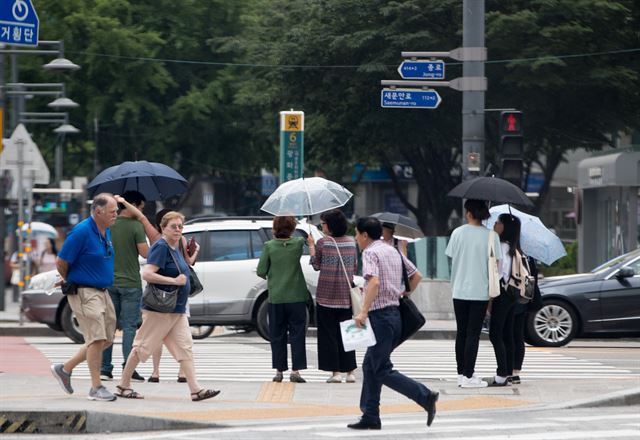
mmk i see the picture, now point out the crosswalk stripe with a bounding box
[27,337,635,382]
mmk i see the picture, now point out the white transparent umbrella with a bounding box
[260,177,353,216]
[485,204,567,265]
[20,222,58,238]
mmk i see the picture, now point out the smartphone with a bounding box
[187,237,197,256]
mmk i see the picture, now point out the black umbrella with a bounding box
[447,176,533,207]
[371,212,424,239]
[87,161,188,200]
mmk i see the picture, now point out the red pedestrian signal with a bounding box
[499,111,524,188]
[500,111,522,135]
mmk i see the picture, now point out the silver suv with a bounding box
[183,217,323,340]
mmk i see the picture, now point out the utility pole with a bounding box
[461,0,485,180]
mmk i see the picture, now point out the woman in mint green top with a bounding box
[256,216,308,383]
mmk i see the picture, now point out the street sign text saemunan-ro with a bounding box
[380,88,442,109]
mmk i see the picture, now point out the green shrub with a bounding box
[540,242,577,277]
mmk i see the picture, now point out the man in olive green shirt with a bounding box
[101,191,149,382]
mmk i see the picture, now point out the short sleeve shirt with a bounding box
[362,240,417,311]
[144,239,190,313]
[445,224,502,301]
[111,216,147,288]
[58,216,114,288]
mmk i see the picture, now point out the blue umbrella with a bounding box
[86,161,188,200]
[485,204,567,265]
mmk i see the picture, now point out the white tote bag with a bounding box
[327,236,363,316]
[340,318,377,352]
[487,230,501,298]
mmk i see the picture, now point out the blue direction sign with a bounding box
[0,0,39,46]
[381,88,442,109]
[398,60,445,80]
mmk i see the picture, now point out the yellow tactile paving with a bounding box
[137,396,533,422]
[256,382,296,403]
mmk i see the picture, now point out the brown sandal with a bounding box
[191,388,220,401]
[115,385,144,399]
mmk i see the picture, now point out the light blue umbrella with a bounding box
[484,205,567,265]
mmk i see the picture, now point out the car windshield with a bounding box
[591,249,640,274]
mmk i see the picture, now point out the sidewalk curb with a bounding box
[0,410,217,434]
[541,387,640,410]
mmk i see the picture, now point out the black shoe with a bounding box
[131,370,145,382]
[483,376,509,387]
[148,376,159,383]
[347,418,381,430]
[272,372,283,383]
[177,376,187,383]
[289,372,306,383]
[510,375,521,384]
[423,391,439,427]
[99,371,113,381]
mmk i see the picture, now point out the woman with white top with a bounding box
[485,213,522,386]
[445,199,502,388]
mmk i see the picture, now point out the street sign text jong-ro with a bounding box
[381,88,442,109]
[398,60,445,80]
[0,0,39,46]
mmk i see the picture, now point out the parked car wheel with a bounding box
[256,298,270,341]
[191,325,215,340]
[60,302,85,344]
[527,299,578,347]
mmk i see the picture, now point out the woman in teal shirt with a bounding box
[257,216,308,383]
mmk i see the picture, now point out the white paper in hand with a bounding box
[340,318,377,352]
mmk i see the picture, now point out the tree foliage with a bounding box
[11,0,639,231]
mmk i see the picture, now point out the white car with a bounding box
[183,216,329,340]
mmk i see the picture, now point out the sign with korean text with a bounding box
[381,88,442,109]
[279,111,304,183]
[398,60,445,80]
[0,0,39,46]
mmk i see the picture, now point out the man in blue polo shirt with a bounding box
[50,193,119,402]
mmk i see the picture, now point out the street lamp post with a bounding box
[0,40,80,307]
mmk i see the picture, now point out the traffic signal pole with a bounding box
[462,0,485,181]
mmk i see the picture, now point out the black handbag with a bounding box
[142,283,179,313]
[179,239,203,298]
[187,266,203,298]
[397,295,426,346]
[142,243,181,313]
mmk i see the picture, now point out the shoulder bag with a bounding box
[143,242,181,313]
[327,236,363,316]
[179,239,203,298]
[487,230,501,298]
[394,248,426,346]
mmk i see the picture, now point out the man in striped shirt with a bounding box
[348,217,438,430]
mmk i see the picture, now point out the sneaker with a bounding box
[272,372,283,383]
[130,370,145,383]
[100,371,113,381]
[346,373,356,383]
[460,375,488,388]
[326,374,342,383]
[51,364,74,394]
[457,374,463,387]
[510,375,521,384]
[290,372,306,383]
[87,385,117,401]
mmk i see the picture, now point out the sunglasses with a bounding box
[167,224,184,231]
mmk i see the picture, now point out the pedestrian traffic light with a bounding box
[499,111,523,188]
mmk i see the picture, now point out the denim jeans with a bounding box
[359,306,432,424]
[101,287,142,373]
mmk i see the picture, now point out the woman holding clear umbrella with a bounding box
[308,209,358,383]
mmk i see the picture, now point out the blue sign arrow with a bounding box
[381,88,442,109]
[0,0,39,46]
[398,60,445,80]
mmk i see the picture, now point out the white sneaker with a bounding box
[460,375,488,388]
[457,374,463,387]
